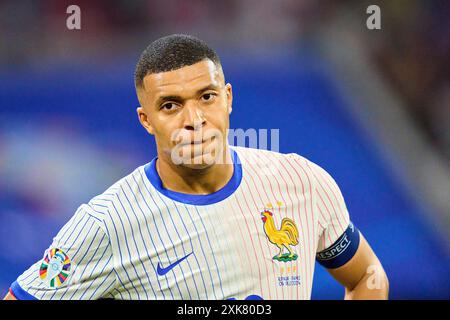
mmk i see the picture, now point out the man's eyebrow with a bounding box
[195,84,220,95]
[155,84,221,105]
[155,95,183,105]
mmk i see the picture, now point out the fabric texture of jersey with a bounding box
[11,146,352,300]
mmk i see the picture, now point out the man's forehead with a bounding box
[142,59,223,94]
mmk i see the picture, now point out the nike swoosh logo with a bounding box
[157,252,193,276]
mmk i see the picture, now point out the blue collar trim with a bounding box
[144,149,242,206]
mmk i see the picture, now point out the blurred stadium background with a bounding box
[0,0,449,299]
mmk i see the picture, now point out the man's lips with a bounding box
[178,136,215,146]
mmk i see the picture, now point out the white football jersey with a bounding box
[11,146,350,300]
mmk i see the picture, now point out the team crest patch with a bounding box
[260,202,300,262]
[39,248,71,288]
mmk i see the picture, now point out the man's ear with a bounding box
[136,106,155,135]
[225,83,233,114]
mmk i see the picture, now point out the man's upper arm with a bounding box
[325,232,386,290]
[7,204,116,300]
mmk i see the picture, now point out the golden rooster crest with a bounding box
[261,209,299,262]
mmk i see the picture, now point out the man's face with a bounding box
[136,59,233,169]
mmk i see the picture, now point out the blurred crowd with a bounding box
[369,0,450,161]
[0,0,448,160]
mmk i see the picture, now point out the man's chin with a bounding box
[178,154,217,170]
[180,162,213,170]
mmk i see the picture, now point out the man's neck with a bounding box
[155,147,234,195]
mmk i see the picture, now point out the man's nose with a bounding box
[183,103,206,131]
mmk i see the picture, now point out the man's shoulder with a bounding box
[231,146,313,168]
[231,146,335,183]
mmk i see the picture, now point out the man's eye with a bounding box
[202,93,215,101]
[161,103,176,110]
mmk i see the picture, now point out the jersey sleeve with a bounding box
[306,160,351,252]
[10,204,116,300]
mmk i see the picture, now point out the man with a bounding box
[5,34,388,300]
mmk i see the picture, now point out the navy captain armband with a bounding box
[316,222,360,269]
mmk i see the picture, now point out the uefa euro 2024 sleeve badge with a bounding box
[39,248,72,288]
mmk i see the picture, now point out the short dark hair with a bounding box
[134,34,221,89]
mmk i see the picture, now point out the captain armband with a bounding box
[316,222,360,269]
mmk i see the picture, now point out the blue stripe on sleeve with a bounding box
[316,222,361,269]
[10,281,38,300]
